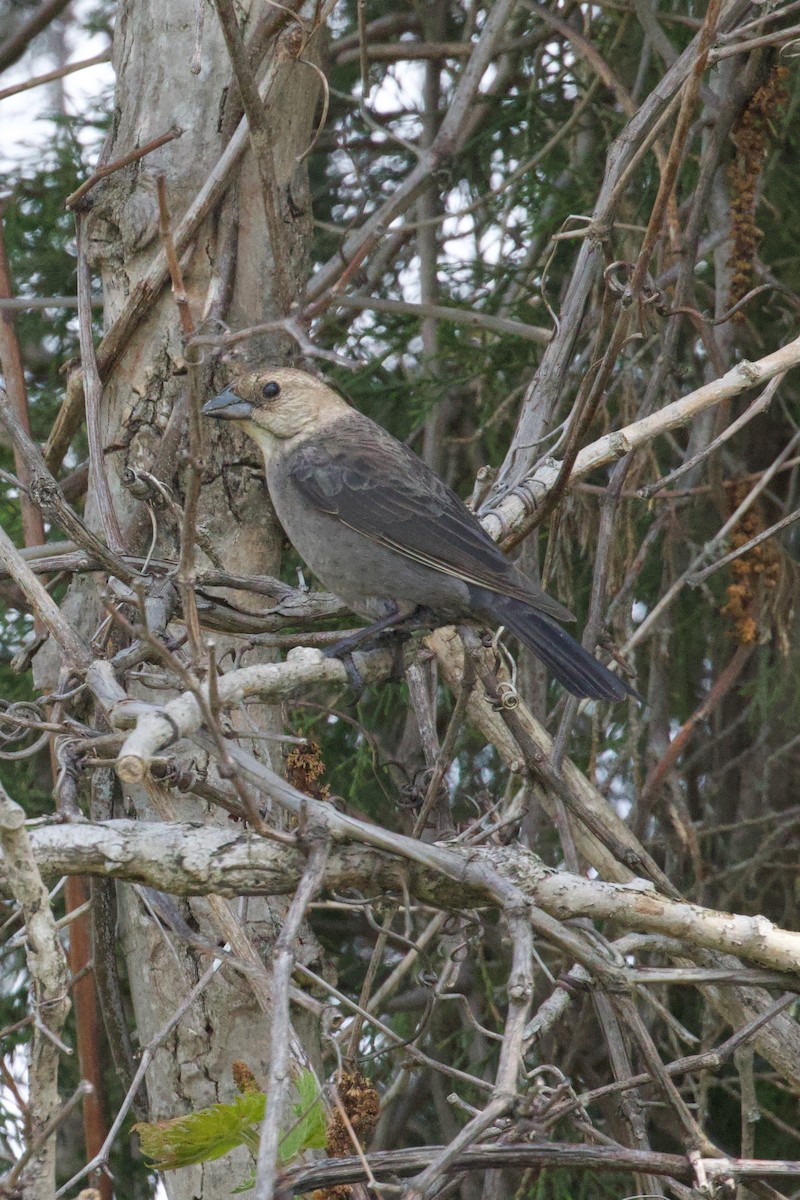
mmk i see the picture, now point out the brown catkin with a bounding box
[727,65,789,318]
[720,484,781,644]
[312,1070,380,1200]
[231,1060,259,1095]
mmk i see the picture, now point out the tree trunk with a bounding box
[43,5,321,1196]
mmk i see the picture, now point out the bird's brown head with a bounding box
[202,367,350,452]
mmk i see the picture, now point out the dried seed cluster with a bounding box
[313,1070,380,1200]
[727,65,789,318]
[286,741,331,802]
[720,486,780,644]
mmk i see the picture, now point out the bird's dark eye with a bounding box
[261,381,281,400]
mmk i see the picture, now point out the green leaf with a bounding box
[134,1092,266,1170]
[278,1069,327,1164]
[133,1070,325,1177]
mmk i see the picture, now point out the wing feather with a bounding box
[288,419,575,623]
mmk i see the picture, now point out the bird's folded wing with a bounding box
[288,429,575,623]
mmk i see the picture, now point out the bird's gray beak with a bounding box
[202,386,254,421]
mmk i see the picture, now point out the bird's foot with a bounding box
[323,637,367,700]
[324,604,410,663]
[325,631,371,660]
[341,651,365,699]
[324,606,434,697]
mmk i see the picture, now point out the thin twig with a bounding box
[292,961,491,1093]
[0,387,137,585]
[0,519,91,671]
[0,50,110,103]
[0,0,71,73]
[710,21,800,59]
[640,374,785,499]
[346,907,396,1060]
[154,174,206,665]
[628,0,722,297]
[254,836,330,1200]
[547,990,798,1126]
[690,506,800,584]
[330,1084,377,1187]
[65,126,183,210]
[155,173,195,339]
[332,292,551,345]
[306,0,522,302]
[412,653,474,837]
[489,1,749,496]
[625,426,800,654]
[3,1081,92,1189]
[481,330,800,548]
[212,0,296,317]
[0,781,71,1198]
[404,904,534,1200]
[614,994,716,1156]
[366,913,447,1014]
[55,957,223,1197]
[0,295,91,310]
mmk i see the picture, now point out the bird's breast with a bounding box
[265,454,471,620]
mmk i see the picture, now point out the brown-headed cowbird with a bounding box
[202,368,636,700]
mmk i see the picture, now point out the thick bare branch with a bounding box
[481,330,800,544]
[0,519,91,671]
[10,819,800,976]
[279,1142,800,1195]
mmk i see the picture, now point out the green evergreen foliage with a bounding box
[2,2,800,1195]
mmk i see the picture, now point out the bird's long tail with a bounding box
[474,591,636,701]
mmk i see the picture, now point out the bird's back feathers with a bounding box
[287,415,575,623]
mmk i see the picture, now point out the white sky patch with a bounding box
[478,62,498,94]
[370,60,425,116]
[478,226,504,265]
[397,256,422,304]
[0,3,113,173]
[445,756,461,796]
[0,1044,28,1160]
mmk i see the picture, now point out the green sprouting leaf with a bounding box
[133,1069,325,1178]
[134,1091,265,1169]
[278,1069,327,1164]
[232,1170,256,1193]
